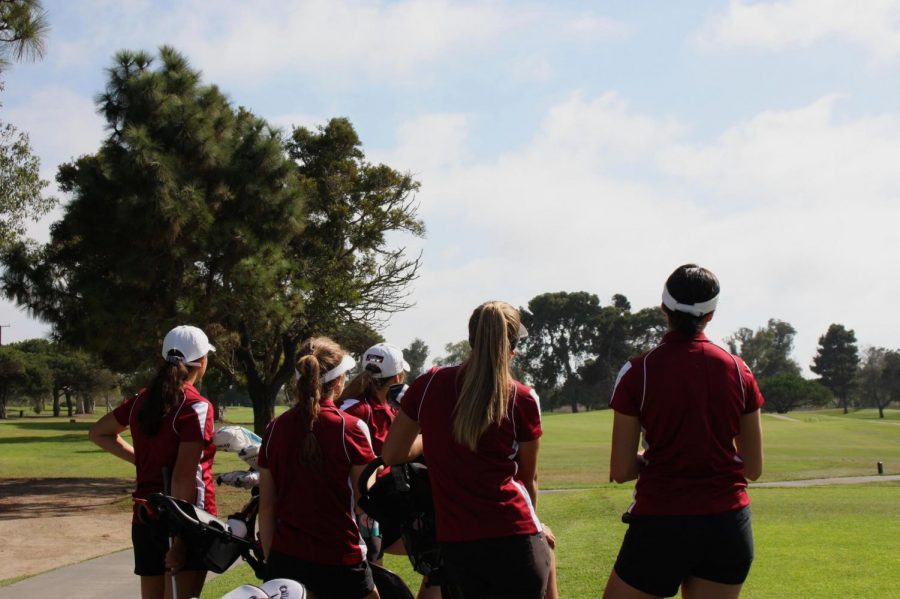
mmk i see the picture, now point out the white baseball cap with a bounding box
[162,325,215,367]
[362,343,410,378]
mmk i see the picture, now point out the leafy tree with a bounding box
[0,110,53,248]
[434,340,470,367]
[0,345,26,418]
[0,0,48,70]
[579,298,666,411]
[727,319,801,379]
[811,324,859,414]
[759,373,831,414]
[625,307,667,354]
[857,347,900,419]
[1,48,423,433]
[0,1,52,248]
[403,338,429,380]
[880,351,900,419]
[333,322,385,358]
[518,292,602,412]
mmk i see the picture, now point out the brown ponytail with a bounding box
[294,337,347,466]
[453,301,519,451]
[138,352,191,436]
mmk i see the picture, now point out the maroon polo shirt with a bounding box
[339,394,396,456]
[113,382,217,521]
[401,366,543,543]
[610,330,765,516]
[258,399,376,566]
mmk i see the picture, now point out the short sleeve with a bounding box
[740,360,766,413]
[609,360,641,416]
[344,418,377,466]
[112,394,137,427]
[175,398,211,443]
[514,385,542,442]
[401,368,439,423]
[339,397,371,423]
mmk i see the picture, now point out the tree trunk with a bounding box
[0,395,6,419]
[65,391,73,418]
[878,404,885,419]
[52,389,61,417]
[842,396,848,414]
[570,398,579,413]
[250,383,277,436]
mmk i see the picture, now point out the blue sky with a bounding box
[3,0,900,372]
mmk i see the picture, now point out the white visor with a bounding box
[294,354,357,383]
[321,354,356,383]
[518,322,528,339]
[662,285,718,317]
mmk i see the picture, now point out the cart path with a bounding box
[0,549,226,598]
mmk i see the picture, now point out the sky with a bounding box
[2,0,900,373]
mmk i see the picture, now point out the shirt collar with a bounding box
[662,330,709,343]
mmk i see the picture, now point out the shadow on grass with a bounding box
[1,421,94,432]
[0,478,133,520]
[0,434,91,444]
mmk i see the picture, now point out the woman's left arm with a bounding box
[516,438,540,506]
[88,412,135,464]
[258,467,276,560]
[382,410,423,466]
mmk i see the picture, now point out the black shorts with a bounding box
[614,506,754,597]
[132,521,206,576]
[441,533,551,599]
[266,550,375,599]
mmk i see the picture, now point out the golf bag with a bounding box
[357,458,464,599]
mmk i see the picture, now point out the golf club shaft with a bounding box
[162,466,179,599]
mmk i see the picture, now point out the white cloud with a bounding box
[5,87,105,170]
[698,0,900,62]
[382,92,900,373]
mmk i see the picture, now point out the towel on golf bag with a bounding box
[214,426,261,453]
[218,470,261,489]
[220,578,307,599]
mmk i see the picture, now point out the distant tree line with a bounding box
[418,295,897,418]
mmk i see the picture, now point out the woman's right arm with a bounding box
[88,412,135,464]
[736,409,763,481]
[609,410,643,483]
[258,467,276,560]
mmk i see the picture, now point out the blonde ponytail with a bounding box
[453,301,520,451]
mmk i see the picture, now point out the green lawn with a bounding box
[2,407,899,596]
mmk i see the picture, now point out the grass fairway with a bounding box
[201,483,900,598]
[2,407,899,596]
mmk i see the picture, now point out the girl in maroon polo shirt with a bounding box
[383,301,553,599]
[340,343,442,599]
[257,336,379,599]
[89,325,217,599]
[604,265,765,599]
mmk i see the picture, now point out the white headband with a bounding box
[296,353,356,384]
[662,285,718,317]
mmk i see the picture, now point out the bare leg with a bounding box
[545,540,558,599]
[141,575,165,599]
[681,576,743,599]
[602,570,663,599]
